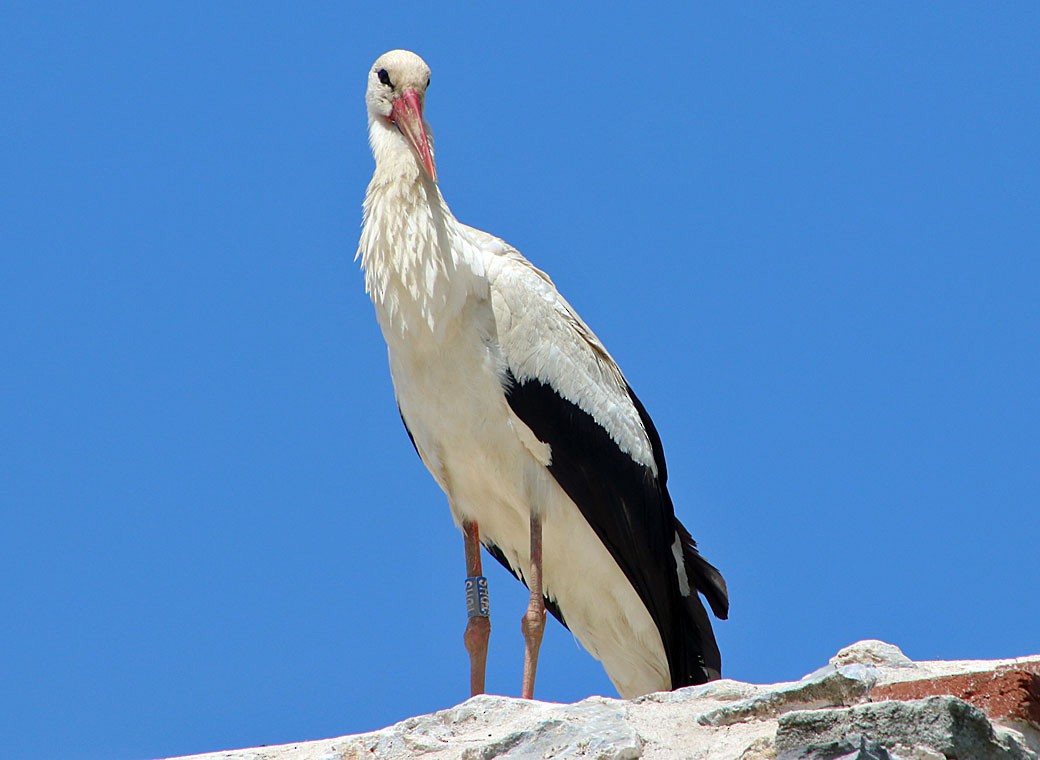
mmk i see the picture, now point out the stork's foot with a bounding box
[464,613,491,696]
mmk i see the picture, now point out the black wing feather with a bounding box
[504,369,725,687]
[399,406,420,456]
[628,390,729,621]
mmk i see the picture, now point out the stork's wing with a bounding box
[464,225,727,687]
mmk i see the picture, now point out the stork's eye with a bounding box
[426,76,431,89]
[377,68,393,87]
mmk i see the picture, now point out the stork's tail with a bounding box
[674,520,728,685]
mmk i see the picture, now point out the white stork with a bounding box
[358,49,728,700]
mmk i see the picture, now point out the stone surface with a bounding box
[829,641,915,670]
[775,696,1033,760]
[165,642,1040,760]
[698,662,878,726]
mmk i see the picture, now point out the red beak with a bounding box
[390,89,437,182]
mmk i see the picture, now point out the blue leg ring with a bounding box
[465,576,490,618]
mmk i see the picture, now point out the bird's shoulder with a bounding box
[458,224,600,351]
[457,223,655,472]
[457,223,555,291]
[458,223,615,376]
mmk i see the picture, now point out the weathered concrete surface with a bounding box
[165,641,1040,760]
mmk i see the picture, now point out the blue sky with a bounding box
[2,3,1038,759]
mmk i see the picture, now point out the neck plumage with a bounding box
[359,119,475,341]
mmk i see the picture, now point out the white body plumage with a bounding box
[361,175,669,697]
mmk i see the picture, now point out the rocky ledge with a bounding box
[167,641,1040,760]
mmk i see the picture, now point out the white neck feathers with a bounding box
[358,118,481,340]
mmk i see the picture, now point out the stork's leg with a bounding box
[462,520,490,697]
[520,512,546,699]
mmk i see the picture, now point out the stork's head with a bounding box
[366,50,436,182]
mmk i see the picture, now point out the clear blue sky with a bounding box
[2,4,1038,759]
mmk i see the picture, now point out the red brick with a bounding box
[869,665,1040,728]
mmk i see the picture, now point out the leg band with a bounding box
[465,576,490,618]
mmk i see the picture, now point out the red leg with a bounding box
[462,520,490,697]
[520,512,546,699]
